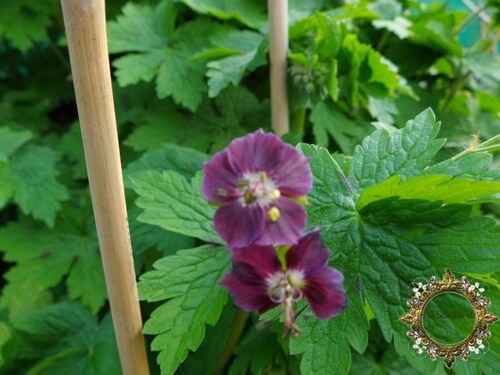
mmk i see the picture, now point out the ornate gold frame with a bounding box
[400,269,498,368]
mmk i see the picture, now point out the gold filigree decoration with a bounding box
[400,269,498,368]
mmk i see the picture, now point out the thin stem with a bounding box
[451,134,500,161]
[291,107,307,133]
[210,310,249,375]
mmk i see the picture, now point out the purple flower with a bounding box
[220,231,346,332]
[202,130,312,248]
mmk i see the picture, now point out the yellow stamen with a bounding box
[260,171,267,183]
[267,206,280,222]
[270,189,281,201]
[289,196,308,205]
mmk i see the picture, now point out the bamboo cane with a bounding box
[268,0,289,136]
[60,1,150,374]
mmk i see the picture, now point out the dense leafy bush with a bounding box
[1,0,500,374]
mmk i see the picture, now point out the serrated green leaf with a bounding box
[107,1,170,53]
[297,109,500,374]
[0,222,107,316]
[139,245,230,375]
[113,50,165,86]
[0,127,32,160]
[357,174,500,210]
[178,0,267,29]
[1,303,119,374]
[131,170,220,244]
[349,108,445,196]
[206,30,266,97]
[289,286,369,374]
[156,48,205,111]
[9,146,69,227]
[0,1,51,52]
[108,4,215,111]
[125,143,209,187]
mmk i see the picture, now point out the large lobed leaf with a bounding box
[294,108,500,374]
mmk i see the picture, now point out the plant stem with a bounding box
[291,106,307,133]
[211,310,249,375]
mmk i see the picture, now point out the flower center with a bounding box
[237,171,281,207]
[266,270,305,303]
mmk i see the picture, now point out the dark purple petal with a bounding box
[303,267,346,319]
[220,271,276,313]
[272,146,312,197]
[202,149,238,202]
[226,130,284,174]
[255,198,307,246]
[285,230,329,277]
[220,246,281,313]
[230,245,282,279]
[214,201,266,248]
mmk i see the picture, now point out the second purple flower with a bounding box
[202,130,312,248]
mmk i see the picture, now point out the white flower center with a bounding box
[266,270,305,303]
[237,171,281,206]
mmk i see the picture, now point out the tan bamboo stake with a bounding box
[60,1,150,374]
[268,0,289,136]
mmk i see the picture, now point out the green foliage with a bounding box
[1,302,120,374]
[0,1,52,53]
[297,109,500,374]
[0,220,107,317]
[0,127,68,227]
[131,171,220,244]
[139,245,230,375]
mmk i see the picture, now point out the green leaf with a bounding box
[131,171,220,244]
[2,302,119,374]
[108,3,216,111]
[289,287,369,374]
[423,153,496,180]
[0,221,107,317]
[348,108,445,196]
[9,146,69,227]
[229,327,282,375]
[107,1,170,53]
[297,109,500,373]
[310,100,373,154]
[125,143,209,186]
[139,245,230,375]
[0,1,52,52]
[357,174,500,210]
[156,48,206,111]
[178,0,267,29]
[179,304,237,375]
[124,86,269,154]
[0,127,32,160]
[205,30,266,97]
